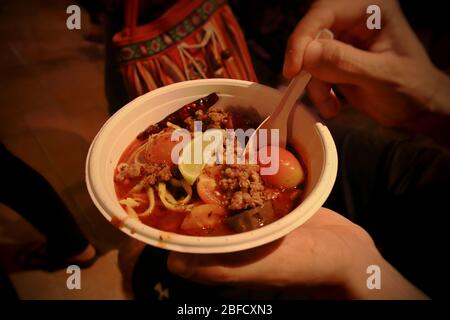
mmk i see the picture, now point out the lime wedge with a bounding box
[179,130,223,185]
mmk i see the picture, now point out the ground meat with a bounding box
[141,162,172,186]
[183,116,195,132]
[218,164,266,210]
[184,109,206,131]
[114,161,172,187]
[114,163,141,182]
[207,106,230,129]
[195,109,208,121]
[184,106,231,131]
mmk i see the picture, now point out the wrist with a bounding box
[338,247,384,299]
[339,250,428,299]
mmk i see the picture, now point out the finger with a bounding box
[307,79,340,118]
[283,0,383,79]
[168,252,236,285]
[303,38,381,85]
[283,7,335,78]
[167,252,251,285]
[167,208,355,286]
[168,239,283,284]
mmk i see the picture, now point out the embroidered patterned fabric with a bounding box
[112,0,257,99]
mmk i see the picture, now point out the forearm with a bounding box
[401,67,450,146]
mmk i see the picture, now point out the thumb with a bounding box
[304,39,383,85]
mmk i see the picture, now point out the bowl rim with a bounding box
[86,79,338,253]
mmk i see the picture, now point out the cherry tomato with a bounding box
[258,146,305,189]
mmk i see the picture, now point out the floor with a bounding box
[0,0,129,299]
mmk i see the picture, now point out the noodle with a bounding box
[119,198,140,220]
[119,187,155,218]
[129,180,145,194]
[158,183,184,211]
[140,187,155,216]
[166,121,181,130]
[131,143,148,167]
[157,180,193,211]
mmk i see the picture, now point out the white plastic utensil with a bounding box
[246,29,334,152]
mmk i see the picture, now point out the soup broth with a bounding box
[114,93,306,236]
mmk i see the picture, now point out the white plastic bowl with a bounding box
[86,79,337,253]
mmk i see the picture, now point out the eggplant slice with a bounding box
[225,201,276,233]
